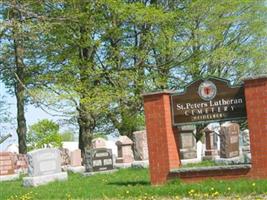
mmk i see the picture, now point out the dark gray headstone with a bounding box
[85,148,113,172]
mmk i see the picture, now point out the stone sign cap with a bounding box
[27,148,61,177]
[116,136,133,146]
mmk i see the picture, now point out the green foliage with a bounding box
[61,131,75,142]
[27,119,62,150]
[181,160,225,168]
[1,0,266,147]
[0,94,11,124]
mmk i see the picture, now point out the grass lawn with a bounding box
[0,168,267,200]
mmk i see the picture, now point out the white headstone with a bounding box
[23,148,67,187]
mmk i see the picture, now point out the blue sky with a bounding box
[0,81,60,150]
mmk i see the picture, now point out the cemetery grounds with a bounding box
[1,167,267,200]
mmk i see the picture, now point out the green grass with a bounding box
[181,160,225,168]
[0,168,267,200]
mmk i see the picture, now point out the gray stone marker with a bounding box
[220,122,240,158]
[133,130,149,161]
[23,148,68,187]
[178,125,197,159]
[241,129,250,153]
[241,129,251,163]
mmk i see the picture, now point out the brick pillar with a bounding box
[244,76,267,178]
[143,91,181,185]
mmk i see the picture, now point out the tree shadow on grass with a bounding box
[108,180,150,186]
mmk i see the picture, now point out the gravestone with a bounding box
[84,148,114,173]
[220,122,240,158]
[0,152,15,176]
[23,148,68,187]
[70,149,82,167]
[241,129,250,153]
[133,130,149,160]
[241,129,251,163]
[0,152,19,181]
[203,126,219,160]
[92,138,107,149]
[67,149,84,173]
[178,125,197,160]
[116,136,134,163]
[59,148,71,166]
[14,154,28,174]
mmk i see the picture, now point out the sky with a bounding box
[0,81,60,150]
[0,81,117,151]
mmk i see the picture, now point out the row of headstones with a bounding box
[179,122,251,164]
[0,130,149,186]
[1,148,109,186]
[0,146,141,187]
[92,131,149,163]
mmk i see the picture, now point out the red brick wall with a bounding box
[144,77,267,185]
[244,77,267,178]
[169,168,250,183]
[144,91,181,185]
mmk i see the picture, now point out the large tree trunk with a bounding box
[77,42,95,156]
[15,79,27,154]
[78,104,93,155]
[14,37,27,154]
[12,2,27,154]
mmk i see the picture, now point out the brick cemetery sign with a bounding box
[171,77,247,126]
[0,152,19,181]
[23,148,68,187]
[220,122,240,158]
[143,76,267,185]
[85,148,114,173]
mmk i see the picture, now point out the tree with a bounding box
[151,0,267,87]
[0,94,12,133]
[61,131,75,142]
[1,0,265,152]
[28,1,171,150]
[27,119,62,150]
[0,0,48,153]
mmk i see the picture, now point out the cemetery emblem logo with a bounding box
[198,80,217,101]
